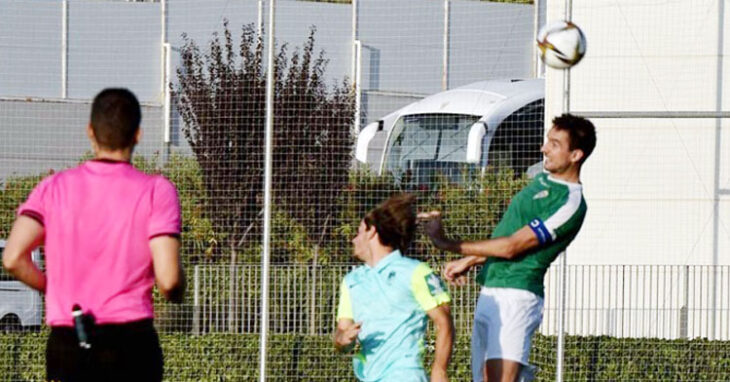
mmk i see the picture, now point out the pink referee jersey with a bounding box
[18,159,181,327]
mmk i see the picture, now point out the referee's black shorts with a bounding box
[46,318,163,382]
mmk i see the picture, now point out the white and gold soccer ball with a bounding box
[536,20,587,69]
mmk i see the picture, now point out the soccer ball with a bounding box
[537,20,587,69]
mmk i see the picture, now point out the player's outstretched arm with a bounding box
[450,226,539,259]
[420,211,539,259]
[334,319,361,353]
[2,216,46,292]
[150,236,185,303]
[427,303,453,382]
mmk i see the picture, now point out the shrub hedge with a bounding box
[0,155,525,266]
[5,156,727,380]
[2,331,730,381]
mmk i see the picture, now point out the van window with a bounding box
[384,113,481,186]
[486,99,544,174]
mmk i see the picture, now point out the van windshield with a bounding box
[384,113,481,186]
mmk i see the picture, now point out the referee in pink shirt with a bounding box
[2,88,185,381]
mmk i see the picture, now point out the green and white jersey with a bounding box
[476,172,587,297]
[337,250,450,382]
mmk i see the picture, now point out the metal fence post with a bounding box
[711,0,726,342]
[354,39,362,132]
[556,252,567,382]
[556,2,573,380]
[61,0,68,99]
[351,0,358,83]
[533,0,541,77]
[257,0,264,37]
[442,0,449,91]
[259,0,276,380]
[229,255,238,333]
[680,265,689,339]
[309,248,318,335]
[193,265,200,335]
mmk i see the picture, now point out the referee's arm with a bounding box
[2,215,46,292]
[150,236,185,303]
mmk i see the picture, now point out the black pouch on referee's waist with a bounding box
[72,304,96,350]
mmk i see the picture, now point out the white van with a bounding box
[0,240,43,331]
[356,78,544,185]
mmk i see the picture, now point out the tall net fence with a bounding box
[0,0,729,381]
[546,0,730,380]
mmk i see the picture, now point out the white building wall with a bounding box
[545,0,730,267]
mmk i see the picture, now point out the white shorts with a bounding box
[471,287,544,382]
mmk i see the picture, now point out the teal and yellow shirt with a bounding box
[337,250,450,382]
[476,172,587,297]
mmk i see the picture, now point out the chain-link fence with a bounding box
[1,0,730,381]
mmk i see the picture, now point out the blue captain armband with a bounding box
[529,218,553,245]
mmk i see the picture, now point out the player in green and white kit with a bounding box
[335,194,454,382]
[420,114,596,382]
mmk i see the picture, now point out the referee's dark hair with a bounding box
[364,193,417,252]
[552,113,596,164]
[90,88,141,150]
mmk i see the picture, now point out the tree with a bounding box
[174,22,355,264]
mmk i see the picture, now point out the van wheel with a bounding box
[0,315,21,333]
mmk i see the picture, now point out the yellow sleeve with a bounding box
[336,278,353,320]
[411,262,451,312]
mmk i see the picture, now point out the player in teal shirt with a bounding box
[335,194,454,382]
[420,114,596,382]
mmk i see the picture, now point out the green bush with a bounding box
[0,173,45,239]
[0,151,529,266]
[331,166,528,264]
[0,154,217,266]
[4,331,730,381]
[0,331,46,382]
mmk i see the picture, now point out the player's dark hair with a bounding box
[552,113,596,164]
[363,194,417,252]
[90,88,141,150]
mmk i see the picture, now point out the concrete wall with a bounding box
[542,0,730,338]
[545,0,730,267]
[0,0,535,101]
[0,1,162,101]
[0,100,163,180]
[0,0,535,180]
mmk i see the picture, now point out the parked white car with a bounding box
[356,78,544,185]
[0,239,43,331]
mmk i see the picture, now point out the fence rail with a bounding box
[188,263,730,340]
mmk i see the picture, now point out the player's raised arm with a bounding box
[439,225,540,260]
[420,211,540,260]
